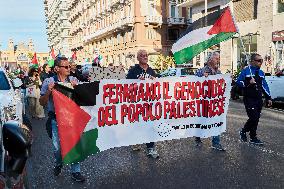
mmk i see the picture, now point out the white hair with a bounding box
[206,52,220,62]
[137,49,147,57]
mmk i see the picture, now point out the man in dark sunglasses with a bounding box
[236,53,272,145]
[39,57,85,182]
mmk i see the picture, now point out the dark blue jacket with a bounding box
[236,66,271,100]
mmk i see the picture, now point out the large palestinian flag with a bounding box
[172,6,238,65]
[52,83,100,164]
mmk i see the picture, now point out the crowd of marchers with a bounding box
[2,49,272,183]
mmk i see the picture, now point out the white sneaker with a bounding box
[146,148,159,158]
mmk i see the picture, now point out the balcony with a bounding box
[167,17,185,25]
[121,16,134,27]
[59,3,68,11]
[106,5,113,13]
[59,16,68,20]
[83,15,135,42]
[144,15,163,25]
[185,18,193,25]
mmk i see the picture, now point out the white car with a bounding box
[0,68,32,188]
[0,69,23,122]
[265,75,284,101]
[159,67,198,77]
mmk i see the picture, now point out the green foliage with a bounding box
[151,54,175,73]
[27,52,33,60]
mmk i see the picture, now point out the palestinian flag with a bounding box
[52,83,100,164]
[30,52,39,68]
[172,6,238,65]
[71,51,77,60]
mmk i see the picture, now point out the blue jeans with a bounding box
[51,119,80,173]
[212,135,220,145]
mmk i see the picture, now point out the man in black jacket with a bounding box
[126,49,159,158]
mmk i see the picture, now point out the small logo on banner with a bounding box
[155,123,172,138]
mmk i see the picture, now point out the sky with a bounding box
[0,0,49,52]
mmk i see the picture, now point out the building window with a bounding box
[170,5,176,17]
[278,0,284,13]
[146,28,157,39]
[148,1,156,15]
[168,29,179,40]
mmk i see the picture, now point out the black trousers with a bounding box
[243,98,263,139]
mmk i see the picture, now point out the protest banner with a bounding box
[53,74,232,164]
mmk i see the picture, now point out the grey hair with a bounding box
[206,52,220,62]
[137,49,147,58]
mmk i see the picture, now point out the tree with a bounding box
[27,52,34,60]
[151,54,175,73]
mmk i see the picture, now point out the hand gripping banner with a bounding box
[53,74,232,164]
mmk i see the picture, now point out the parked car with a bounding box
[159,67,198,77]
[0,68,32,189]
[266,74,284,102]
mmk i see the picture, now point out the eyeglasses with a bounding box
[59,65,71,69]
[254,59,263,63]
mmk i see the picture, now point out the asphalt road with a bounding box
[26,100,284,189]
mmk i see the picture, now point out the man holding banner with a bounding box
[194,52,225,151]
[126,49,159,159]
[39,57,86,182]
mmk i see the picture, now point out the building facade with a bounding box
[45,0,192,68]
[0,39,48,70]
[44,0,284,73]
[179,0,284,74]
[44,0,72,57]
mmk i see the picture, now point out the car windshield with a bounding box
[0,71,11,90]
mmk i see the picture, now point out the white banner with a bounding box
[80,74,232,151]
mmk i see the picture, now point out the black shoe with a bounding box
[239,130,247,142]
[53,165,62,176]
[71,172,85,182]
[195,137,202,146]
[249,138,264,145]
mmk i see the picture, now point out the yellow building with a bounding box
[0,39,49,70]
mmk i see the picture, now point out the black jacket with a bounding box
[126,64,156,79]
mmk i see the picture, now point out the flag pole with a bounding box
[204,0,208,64]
